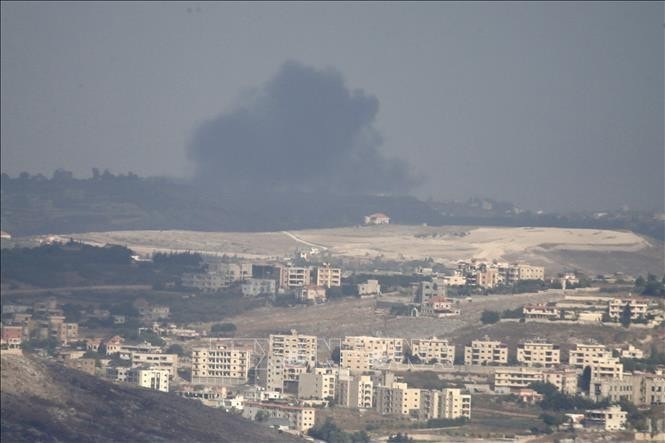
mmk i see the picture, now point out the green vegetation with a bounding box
[419,417,467,428]
[210,323,237,337]
[165,344,185,356]
[308,418,370,443]
[530,382,608,411]
[481,310,500,324]
[634,274,665,297]
[621,350,665,372]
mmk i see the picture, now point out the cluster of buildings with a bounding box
[442,260,545,289]
[521,293,662,327]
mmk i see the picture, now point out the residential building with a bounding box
[506,264,545,283]
[337,373,374,409]
[590,371,665,406]
[439,388,472,419]
[191,344,252,386]
[313,265,341,288]
[364,213,390,225]
[266,331,317,392]
[340,336,404,371]
[617,345,644,360]
[582,406,627,431]
[542,368,579,396]
[523,304,560,320]
[182,262,252,291]
[608,298,648,321]
[241,278,276,296]
[375,382,421,416]
[464,338,508,366]
[413,280,446,304]
[357,279,381,297]
[1,325,23,351]
[440,273,467,286]
[296,285,327,303]
[243,402,316,433]
[298,367,343,400]
[516,341,560,367]
[569,343,623,380]
[494,367,545,391]
[280,267,311,289]
[131,352,178,378]
[409,337,455,365]
[420,296,460,318]
[128,367,170,392]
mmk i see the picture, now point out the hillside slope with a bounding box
[1,354,301,443]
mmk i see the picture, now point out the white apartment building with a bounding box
[266,331,317,392]
[241,278,276,296]
[583,406,627,431]
[507,264,545,283]
[569,343,623,380]
[128,367,170,392]
[375,381,421,416]
[516,341,560,367]
[439,388,472,420]
[523,304,560,320]
[464,339,508,366]
[409,337,455,364]
[340,336,404,371]
[337,373,374,409]
[131,352,178,378]
[494,367,546,391]
[313,265,342,288]
[608,298,648,320]
[243,402,316,433]
[191,344,252,385]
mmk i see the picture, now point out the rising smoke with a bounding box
[187,61,419,194]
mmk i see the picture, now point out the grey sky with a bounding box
[1,1,663,211]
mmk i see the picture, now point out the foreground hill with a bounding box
[1,354,301,443]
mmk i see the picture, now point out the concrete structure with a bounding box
[583,406,627,431]
[128,367,170,392]
[313,265,341,288]
[420,296,460,318]
[439,388,472,419]
[280,267,311,289]
[590,371,665,406]
[296,285,327,303]
[608,298,648,321]
[364,213,390,225]
[375,381,421,417]
[64,358,97,375]
[617,345,644,360]
[523,304,560,320]
[516,341,561,368]
[507,264,545,282]
[337,373,374,409]
[409,337,455,365]
[191,344,252,385]
[340,336,404,371]
[464,338,508,366]
[494,367,546,391]
[569,343,623,380]
[542,368,579,396]
[243,402,316,433]
[241,278,276,296]
[182,262,252,291]
[357,279,381,297]
[131,352,178,378]
[297,367,343,400]
[266,331,317,392]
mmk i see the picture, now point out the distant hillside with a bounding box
[0,354,301,443]
[2,173,662,240]
[0,173,443,236]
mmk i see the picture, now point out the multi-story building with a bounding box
[569,343,623,380]
[128,367,170,392]
[243,402,316,433]
[590,371,665,406]
[616,345,644,360]
[523,304,560,320]
[182,262,252,291]
[506,264,545,283]
[241,278,277,296]
[439,388,472,420]
[542,368,579,395]
[266,331,317,392]
[313,265,341,288]
[583,406,627,431]
[413,280,446,304]
[0,325,23,352]
[409,337,455,365]
[375,382,421,417]
[464,338,508,366]
[340,336,404,371]
[420,296,460,317]
[608,299,648,321]
[131,352,178,378]
[337,373,374,409]
[297,367,343,400]
[516,341,560,367]
[494,367,545,391]
[280,267,311,289]
[191,344,252,385]
[357,280,381,297]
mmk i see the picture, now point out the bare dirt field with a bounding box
[52,225,662,275]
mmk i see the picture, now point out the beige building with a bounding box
[409,337,455,365]
[523,304,560,320]
[375,381,421,416]
[266,331,317,392]
[337,373,374,409]
[243,402,316,433]
[494,367,546,390]
[516,341,560,367]
[464,338,508,366]
[296,285,327,303]
[439,388,472,420]
[583,406,627,431]
[191,344,252,385]
[590,371,665,406]
[507,264,545,283]
[128,367,170,392]
[340,336,404,371]
[608,298,648,320]
[569,343,623,380]
[280,267,311,288]
[313,265,341,288]
[298,367,343,400]
[131,352,178,378]
[542,368,579,395]
[420,296,460,317]
[357,279,381,297]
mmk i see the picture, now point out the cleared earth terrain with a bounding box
[53,225,663,275]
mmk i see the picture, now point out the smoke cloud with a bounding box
[188,61,419,194]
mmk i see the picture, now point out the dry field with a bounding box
[54,224,662,275]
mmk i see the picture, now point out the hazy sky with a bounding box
[1,2,663,211]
